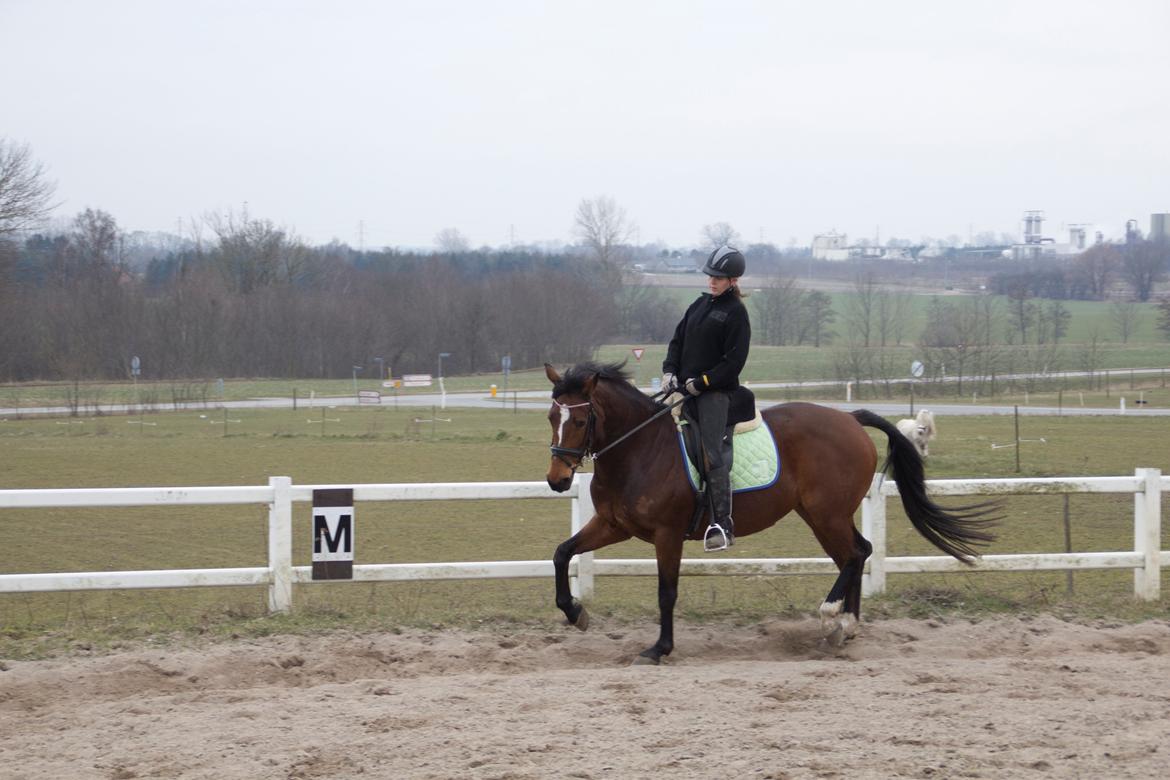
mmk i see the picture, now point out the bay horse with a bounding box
[544,361,996,664]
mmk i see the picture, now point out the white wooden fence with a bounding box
[0,469,1164,611]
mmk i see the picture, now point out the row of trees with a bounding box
[833,293,1115,398]
[989,242,1169,302]
[0,207,624,382]
[2,140,1168,387]
[3,205,1166,384]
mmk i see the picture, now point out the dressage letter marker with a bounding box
[312,488,354,580]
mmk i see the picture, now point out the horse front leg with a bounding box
[554,514,629,632]
[634,528,685,665]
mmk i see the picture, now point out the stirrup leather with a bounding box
[703,522,734,552]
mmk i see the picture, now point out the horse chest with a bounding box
[595,495,662,535]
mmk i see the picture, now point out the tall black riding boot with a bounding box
[703,465,734,552]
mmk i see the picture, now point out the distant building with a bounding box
[1008,209,1085,260]
[811,232,849,261]
[652,253,700,273]
[1151,213,1170,243]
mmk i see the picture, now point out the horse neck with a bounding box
[590,384,674,476]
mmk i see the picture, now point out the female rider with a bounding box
[660,246,751,552]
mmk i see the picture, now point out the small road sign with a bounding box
[402,374,433,387]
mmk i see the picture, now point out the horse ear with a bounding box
[582,373,599,396]
[544,363,561,384]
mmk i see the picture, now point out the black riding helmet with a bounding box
[703,245,746,278]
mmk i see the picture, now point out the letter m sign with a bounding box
[311,488,354,580]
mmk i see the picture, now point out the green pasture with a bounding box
[1,402,1167,659]
[665,284,1168,343]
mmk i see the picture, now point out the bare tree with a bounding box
[843,272,877,347]
[798,290,835,347]
[1071,244,1120,300]
[209,210,308,294]
[71,208,123,278]
[1035,299,1071,344]
[615,277,676,342]
[434,227,470,254]
[1077,325,1106,386]
[574,196,633,270]
[878,288,913,346]
[920,296,1001,394]
[1156,297,1170,341]
[1109,300,1140,344]
[1004,289,1037,344]
[752,273,804,345]
[1123,240,1169,302]
[701,221,740,249]
[0,139,57,236]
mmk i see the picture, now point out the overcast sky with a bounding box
[5,1,1168,250]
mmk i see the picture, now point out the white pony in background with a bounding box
[896,409,937,457]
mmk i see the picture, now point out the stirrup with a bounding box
[703,523,734,552]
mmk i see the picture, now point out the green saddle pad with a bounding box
[677,422,780,493]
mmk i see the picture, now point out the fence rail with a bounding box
[0,469,1164,611]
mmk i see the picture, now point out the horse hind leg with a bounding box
[798,508,871,647]
[841,528,873,639]
[633,528,685,666]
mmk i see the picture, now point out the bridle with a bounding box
[548,399,596,470]
[548,390,686,472]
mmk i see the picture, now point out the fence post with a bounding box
[268,476,293,613]
[570,472,595,600]
[1133,468,1162,600]
[861,472,887,596]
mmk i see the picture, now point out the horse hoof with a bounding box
[824,621,846,648]
[632,654,659,666]
[573,606,590,632]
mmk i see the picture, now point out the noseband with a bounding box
[549,399,595,471]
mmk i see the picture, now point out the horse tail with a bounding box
[852,409,997,563]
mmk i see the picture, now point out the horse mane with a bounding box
[554,360,655,407]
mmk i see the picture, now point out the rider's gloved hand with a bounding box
[685,378,703,396]
[660,372,676,393]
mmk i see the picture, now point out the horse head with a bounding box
[916,409,937,440]
[544,363,600,492]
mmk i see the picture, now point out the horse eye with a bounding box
[573,419,586,428]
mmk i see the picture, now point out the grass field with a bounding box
[2,402,1167,659]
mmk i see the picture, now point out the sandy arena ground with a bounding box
[2,615,1168,779]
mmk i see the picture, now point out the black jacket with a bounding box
[662,290,750,392]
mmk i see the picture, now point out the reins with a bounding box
[591,393,687,461]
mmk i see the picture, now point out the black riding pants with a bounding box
[693,391,731,471]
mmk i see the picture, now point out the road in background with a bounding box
[2,386,1165,418]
